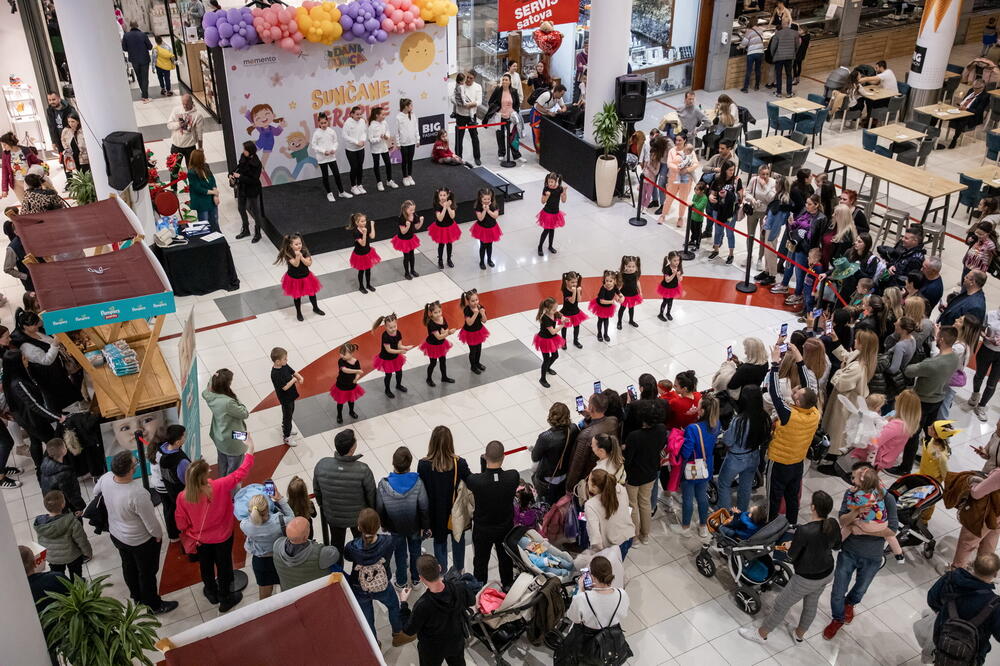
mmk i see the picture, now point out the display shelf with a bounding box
[2,84,47,152]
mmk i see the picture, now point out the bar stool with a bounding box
[922,221,946,256]
[875,208,910,247]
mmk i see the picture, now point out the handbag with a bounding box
[446,456,458,530]
[684,425,710,481]
[949,368,967,387]
[543,427,573,486]
[389,146,402,165]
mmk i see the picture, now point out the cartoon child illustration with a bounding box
[241,103,286,170]
[279,121,319,179]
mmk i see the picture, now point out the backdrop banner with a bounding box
[221,25,450,185]
[179,311,201,463]
[908,0,961,89]
[498,0,579,32]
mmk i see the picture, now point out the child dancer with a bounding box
[470,188,502,269]
[431,129,464,165]
[367,106,397,191]
[534,298,563,388]
[458,289,489,374]
[309,111,352,202]
[396,98,418,186]
[657,251,684,321]
[342,105,368,195]
[430,188,461,269]
[559,271,587,350]
[392,200,423,280]
[372,313,412,398]
[588,270,622,343]
[420,301,456,386]
[348,212,380,294]
[537,172,567,256]
[617,255,643,330]
[276,234,326,322]
[329,343,364,423]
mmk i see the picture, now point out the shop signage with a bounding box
[42,292,176,334]
[419,113,445,145]
[498,0,579,32]
[911,44,927,74]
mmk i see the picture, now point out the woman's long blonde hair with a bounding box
[882,286,904,321]
[904,295,927,324]
[802,338,829,392]
[832,204,858,243]
[183,460,211,504]
[588,468,618,519]
[894,389,922,437]
[854,329,879,382]
[248,494,269,526]
[743,337,768,365]
[424,425,456,472]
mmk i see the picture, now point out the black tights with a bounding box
[617,306,636,326]
[383,371,404,393]
[403,251,416,276]
[596,317,610,339]
[357,269,373,290]
[336,402,356,419]
[469,344,483,368]
[659,298,674,315]
[561,325,580,345]
[319,161,345,194]
[293,295,320,317]
[541,351,559,380]
[427,356,450,381]
[437,243,453,263]
[538,229,555,250]
[478,242,494,265]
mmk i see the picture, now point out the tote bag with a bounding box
[683,425,710,481]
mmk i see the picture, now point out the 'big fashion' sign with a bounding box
[498,0,579,31]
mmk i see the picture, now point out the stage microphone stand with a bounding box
[680,208,696,261]
[735,231,758,294]
[629,175,647,226]
[499,118,516,169]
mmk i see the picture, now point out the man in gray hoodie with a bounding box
[313,429,376,564]
[272,517,339,590]
[770,19,801,98]
[376,446,429,589]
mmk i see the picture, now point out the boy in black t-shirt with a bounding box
[270,347,303,446]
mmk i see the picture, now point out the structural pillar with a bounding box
[907,0,963,111]
[0,499,52,665]
[53,0,154,236]
[583,0,633,140]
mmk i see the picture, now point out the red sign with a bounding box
[498,0,580,32]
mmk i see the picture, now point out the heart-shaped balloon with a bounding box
[533,27,563,56]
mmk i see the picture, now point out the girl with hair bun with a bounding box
[392,200,422,280]
[588,270,623,343]
[470,188,502,270]
[537,172,567,256]
[329,343,364,423]
[421,301,456,386]
[347,212,380,294]
[559,271,587,350]
[371,313,413,398]
[275,233,325,322]
[458,290,489,375]
[534,297,563,388]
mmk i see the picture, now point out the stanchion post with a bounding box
[499,118,516,169]
[735,231,758,293]
[629,176,647,227]
[680,207,695,261]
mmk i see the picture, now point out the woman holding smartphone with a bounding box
[202,369,250,477]
[240,482,293,600]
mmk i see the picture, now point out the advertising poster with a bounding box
[179,311,201,463]
[908,0,960,88]
[498,0,580,32]
[101,407,179,479]
[221,26,450,185]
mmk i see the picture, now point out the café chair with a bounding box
[765,103,794,137]
[794,108,828,147]
[984,131,1000,165]
[954,174,983,222]
[862,130,892,158]
[896,137,935,168]
[736,144,765,179]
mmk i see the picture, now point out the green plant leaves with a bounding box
[67,170,97,205]
[592,102,623,157]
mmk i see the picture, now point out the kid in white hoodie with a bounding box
[342,105,368,195]
[368,106,397,191]
[396,98,419,186]
[309,111,352,202]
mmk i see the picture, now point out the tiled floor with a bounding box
[4,39,1000,665]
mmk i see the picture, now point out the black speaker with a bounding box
[615,75,647,122]
[103,131,148,191]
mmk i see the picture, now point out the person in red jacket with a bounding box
[176,437,255,612]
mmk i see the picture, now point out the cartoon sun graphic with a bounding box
[400,32,435,73]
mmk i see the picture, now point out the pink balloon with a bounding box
[293,31,303,41]
[402,10,412,21]
[269,25,281,40]
[399,0,411,9]
[278,8,291,22]
[391,9,403,21]
[263,7,277,22]
[280,36,295,51]
[289,19,298,32]
[414,17,424,28]
[381,17,395,31]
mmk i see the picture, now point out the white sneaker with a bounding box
[283,437,298,447]
[975,405,988,422]
[670,523,693,537]
[698,525,709,539]
[738,626,767,645]
[326,193,336,203]
[358,185,367,194]
[969,392,981,408]
[785,622,804,644]
[339,190,353,199]
[351,186,362,195]
[404,176,414,186]
[377,182,385,192]
[387,180,399,189]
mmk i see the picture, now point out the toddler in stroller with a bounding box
[885,473,944,560]
[841,466,904,563]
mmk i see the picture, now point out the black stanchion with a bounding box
[680,207,696,261]
[629,176,647,227]
[735,232,758,293]
[499,118,516,169]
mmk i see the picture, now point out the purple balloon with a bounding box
[225,8,239,22]
[352,21,366,36]
[375,29,388,42]
[204,25,220,47]
[341,14,353,28]
[218,21,234,39]
[245,25,258,42]
[364,17,378,30]
[231,34,247,49]
[239,27,246,36]
[203,11,220,27]
[219,36,230,47]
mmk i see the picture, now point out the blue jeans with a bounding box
[682,478,710,526]
[713,216,736,249]
[393,533,422,587]
[619,538,634,560]
[743,53,763,90]
[357,585,403,634]
[715,450,759,512]
[155,66,171,93]
[829,548,881,621]
[803,282,816,312]
[939,386,955,420]
[433,533,466,573]
[774,59,794,95]
[195,207,220,233]
[781,250,808,294]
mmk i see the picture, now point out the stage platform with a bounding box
[259,158,505,254]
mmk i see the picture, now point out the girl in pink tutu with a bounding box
[657,251,684,322]
[392,200,423,280]
[420,301,456,386]
[559,271,587,350]
[329,343,364,423]
[537,172,567,256]
[275,234,325,322]
[348,212,380,294]
[458,289,489,375]
[616,255,643,330]
[470,188,502,270]
[588,270,623,343]
[372,313,413,398]
[430,187,461,269]
[534,297,563,388]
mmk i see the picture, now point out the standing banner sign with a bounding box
[908,0,961,88]
[498,0,580,32]
[179,311,201,462]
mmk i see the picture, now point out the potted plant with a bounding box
[592,102,622,207]
[66,170,96,205]
[40,575,162,666]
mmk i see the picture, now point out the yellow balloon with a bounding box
[446,3,458,16]
[420,7,433,20]
[436,14,449,26]
[330,22,343,40]
[299,15,313,31]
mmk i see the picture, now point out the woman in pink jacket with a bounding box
[658,134,699,227]
[850,389,921,470]
[176,438,255,612]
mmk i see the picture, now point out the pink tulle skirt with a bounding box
[657,284,684,299]
[329,384,366,404]
[533,334,563,354]
[561,311,589,327]
[458,327,490,346]
[419,339,452,359]
[620,295,644,308]
[372,355,406,374]
[537,210,566,229]
[349,248,382,271]
[470,223,503,243]
[588,299,616,319]
[391,235,421,253]
[428,223,461,244]
[281,272,322,299]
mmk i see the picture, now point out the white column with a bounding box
[54,0,155,236]
[907,0,962,110]
[583,0,633,140]
[0,500,52,665]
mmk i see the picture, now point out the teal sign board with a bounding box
[42,292,176,334]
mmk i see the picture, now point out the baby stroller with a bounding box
[695,512,793,615]
[885,473,944,560]
[504,526,578,586]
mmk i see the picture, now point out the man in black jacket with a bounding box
[927,553,1000,665]
[399,555,475,664]
[313,429,375,565]
[877,226,926,289]
[949,78,991,149]
[38,438,84,514]
[624,400,666,544]
[44,93,74,153]
[466,440,519,588]
[121,22,153,102]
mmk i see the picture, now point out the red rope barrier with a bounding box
[456,119,541,130]
[641,175,849,307]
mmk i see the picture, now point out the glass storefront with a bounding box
[153,0,220,120]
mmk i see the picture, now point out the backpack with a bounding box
[934,594,1000,666]
[556,591,632,665]
[355,557,389,594]
[527,85,550,106]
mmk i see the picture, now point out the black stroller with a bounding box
[885,473,945,560]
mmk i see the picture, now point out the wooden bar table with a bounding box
[914,103,974,147]
[748,135,807,156]
[772,96,823,115]
[962,165,1000,194]
[859,86,899,101]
